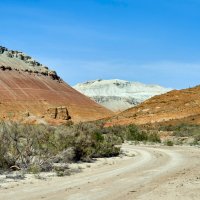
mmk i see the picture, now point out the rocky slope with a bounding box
[106,85,200,126]
[74,79,171,112]
[0,46,113,124]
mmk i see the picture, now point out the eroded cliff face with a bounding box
[74,79,171,112]
[0,46,113,124]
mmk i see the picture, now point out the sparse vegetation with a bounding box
[164,140,174,146]
[158,123,200,145]
[159,123,200,136]
[0,121,161,173]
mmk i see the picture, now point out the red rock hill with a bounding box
[0,46,113,124]
[106,85,200,126]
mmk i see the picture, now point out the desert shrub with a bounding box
[53,164,70,176]
[103,125,126,143]
[158,124,174,132]
[157,123,200,145]
[52,148,76,163]
[28,164,42,174]
[0,120,161,171]
[147,132,161,143]
[190,134,200,145]
[164,140,174,146]
[68,123,121,161]
[0,122,58,170]
[0,121,123,170]
[159,123,200,138]
[125,125,148,141]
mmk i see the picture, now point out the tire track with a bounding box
[0,145,185,200]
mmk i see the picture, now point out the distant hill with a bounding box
[74,79,171,112]
[106,85,200,126]
[0,46,113,124]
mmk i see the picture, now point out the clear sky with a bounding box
[1,0,200,89]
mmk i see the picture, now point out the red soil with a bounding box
[0,70,113,123]
[107,86,200,126]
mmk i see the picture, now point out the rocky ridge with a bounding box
[0,46,60,81]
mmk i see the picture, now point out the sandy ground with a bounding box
[0,144,200,200]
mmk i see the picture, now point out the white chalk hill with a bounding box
[73,79,171,112]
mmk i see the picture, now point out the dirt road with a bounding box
[1,144,200,200]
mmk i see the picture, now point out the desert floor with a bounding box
[0,144,200,200]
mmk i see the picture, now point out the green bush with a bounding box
[126,125,146,141]
[148,132,161,143]
[164,140,174,146]
[0,120,162,172]
[0,121,123,170]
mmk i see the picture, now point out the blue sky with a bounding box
[1,0,200,89]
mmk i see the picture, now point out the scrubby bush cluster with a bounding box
[0,121,161,172]
[158,123,200,145]
[0,121,120,171]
